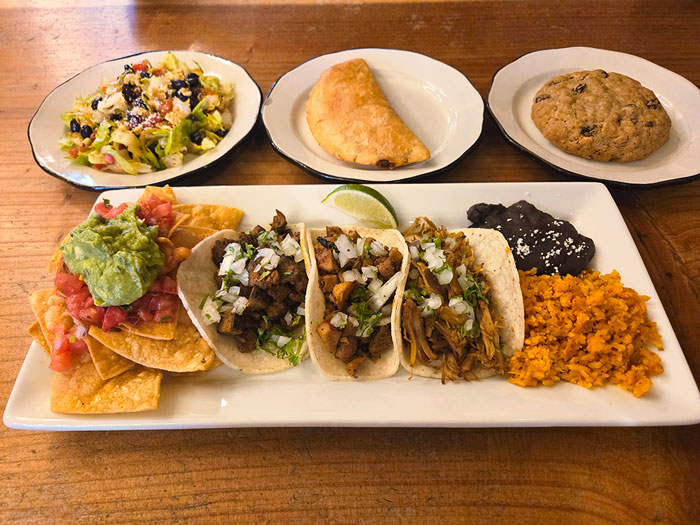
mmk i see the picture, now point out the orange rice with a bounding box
[509,269,663,397]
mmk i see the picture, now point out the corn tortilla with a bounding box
[305,226,408,381]
[177,225,311,374]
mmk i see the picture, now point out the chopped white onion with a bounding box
[341,269,362,283]
[369,240,388,257]
[409,245,420,260]
[200,296,222,325]
[296,305,305,316]
[368,271,403,311]
[361,265,378,281]
[330,311,349,329]
[449,296,468,314]
[335,234,357,267]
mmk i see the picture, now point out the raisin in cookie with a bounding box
[531,69,671,162]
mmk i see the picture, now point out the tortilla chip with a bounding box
[27,321,51,355]
[169,225,218,249]
[88,306,216,372]
[138,185,177,204]
[51,360,161,414]
[306,58,430,168]
[28,289,73,349]
[117,319,177,340]
[85,335,135,380]
[173,204,244,231]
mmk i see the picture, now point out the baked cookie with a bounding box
[531,69,671,162]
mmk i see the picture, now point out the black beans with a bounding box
[133,98,147,109]
[186,114,198,122]
[121,83,141,104]
[189,130,203,145]
[580,125,597,137]
[215,129,228,138]
[572,83,586,94]
[80,125,92,138]
[535,94,551,103]
[189,89,200,110]
[124,64,134,72]
[140,71,151,78]
[91,97,102,110]
[170,79,187,90]
[174,91,188,102]
[187,73,200,88]
[70,119,80,133]
[109,113,123,121]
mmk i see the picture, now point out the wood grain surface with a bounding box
[1,1,699,523]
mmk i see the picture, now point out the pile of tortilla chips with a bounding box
[27,186,244,414]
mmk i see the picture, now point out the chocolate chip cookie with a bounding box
[531,69,671,162]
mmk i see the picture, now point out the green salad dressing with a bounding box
[61,204,163,306]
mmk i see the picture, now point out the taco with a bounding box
[177,211,311,373]
[305,226,409,380]
[400,218,524,382]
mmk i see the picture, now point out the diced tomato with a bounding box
[151,201,172,218]
[149,276,177,294]
[95,201,128,219]
[158,98,173,114]
[68,337,89,354]
[68,147,80,159]
[50,332,72,372]
[55,266,84,296]
[153,294,179,323]
[137,193,175,236]
[152,68,166,77]
[102,306,128,332]
[132,60,148,73]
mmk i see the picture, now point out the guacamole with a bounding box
[61,204,164,306]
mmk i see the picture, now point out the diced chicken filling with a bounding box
[314,227,403,377]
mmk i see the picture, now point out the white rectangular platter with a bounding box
[5,182,700,430]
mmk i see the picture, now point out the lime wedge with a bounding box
[322,184,399,229]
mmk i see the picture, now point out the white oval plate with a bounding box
[28,50,262,190]
[488,47,700,186]
[261,48,484,182]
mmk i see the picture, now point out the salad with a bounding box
[59,52,234,174]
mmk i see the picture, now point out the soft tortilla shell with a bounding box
[177,225,311,374]
[305,226,408,381]
[306,58,430,168]
[399,228,524,380]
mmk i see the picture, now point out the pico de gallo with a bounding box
[59,52,234,174]
[49,194,190,372]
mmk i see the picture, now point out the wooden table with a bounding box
[2,1,699,522]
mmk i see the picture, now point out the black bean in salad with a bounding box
[70,119,80,133]
[170,79,187,90]
[91,97,102,110]
[80,125,92,138]
[189,130,203,145]
[186,72,200,87]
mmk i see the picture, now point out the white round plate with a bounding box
[261,48,484,182]
[28,50,262,190]
[488,47,700,186]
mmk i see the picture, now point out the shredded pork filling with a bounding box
[401,217,505,382]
